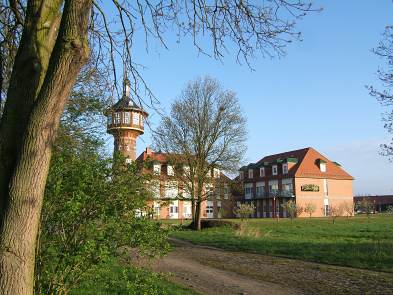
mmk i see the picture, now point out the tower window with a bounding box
[107,114,112,125]
[123,112,130,124]
[140,115,144,127]
[133,113,139,125]
[115,112,121,124]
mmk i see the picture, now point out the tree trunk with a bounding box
[0,1,91,293]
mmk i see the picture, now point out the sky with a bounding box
[102,0,393,196]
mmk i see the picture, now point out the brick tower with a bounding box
[104,73,148,161]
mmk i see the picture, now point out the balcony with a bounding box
[255,190,294,199]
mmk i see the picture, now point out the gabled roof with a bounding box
[250,147,354,180]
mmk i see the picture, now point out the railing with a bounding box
[255,190,294,198]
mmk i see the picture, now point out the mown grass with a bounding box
[170,214,393,272]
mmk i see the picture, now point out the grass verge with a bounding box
[170,214,393,272]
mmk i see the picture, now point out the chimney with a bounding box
[146,147,152,155]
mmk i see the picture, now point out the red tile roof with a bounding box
[253,147,354,180]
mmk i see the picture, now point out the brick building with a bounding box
[237,147,354,218]
[136,147,234,219]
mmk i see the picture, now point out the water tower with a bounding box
[104,73,148,161]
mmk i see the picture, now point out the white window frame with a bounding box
[248,169,253,178]
[153,165,161,175]
[167,165,174,176]
[132,112,139,125]
[140,114,144,127]
[239,171,244,180]
[320,163,326,172]
[224,184,229,199]
[272,165,278,175]
[205,184,214,199]
[260,167,265,177]
[123,112,130,124]
[213,168,220,178]
[165,181,178,199]
[283,164,288,174]
[115,112,121,124]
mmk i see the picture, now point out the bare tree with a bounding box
[0,1,318,292]
[304,202,317,218]
[152,76,247,230]
[342,200,355,217]
[329,204,344,225]
[355,197,375,223]
[368,26,393,161]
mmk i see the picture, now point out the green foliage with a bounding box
[69,259,198,295]
[233,204,255,221]
[171,215,393,272]
[35,148,171,294]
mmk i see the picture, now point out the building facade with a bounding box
[238,147,354,218]
[136,147,234,219]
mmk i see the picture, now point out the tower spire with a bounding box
[103,55,148,161]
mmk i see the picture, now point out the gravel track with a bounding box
[131,237,393,295]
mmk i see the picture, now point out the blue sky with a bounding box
[103,0,393,196]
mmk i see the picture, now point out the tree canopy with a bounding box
[152,76,248,230]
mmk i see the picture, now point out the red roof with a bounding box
[254,147,354,180]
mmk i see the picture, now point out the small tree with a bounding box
[304,203,317,218]
[329,204,344,225]
[356,197,375,222]
[342,200,355,217]
[281,200,302,223]
[233,204,256,221]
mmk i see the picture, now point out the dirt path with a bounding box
[132,238,393,295]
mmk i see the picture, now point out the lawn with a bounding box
[170,214,393,272]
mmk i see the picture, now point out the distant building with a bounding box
[136,147,234,219]
[237,147,354,218]
[353,195,393,212]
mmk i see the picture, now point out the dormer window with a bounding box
[260,167,265,177]
[153,165,161,175]
[107,114,112,125]
[283,164,288,174]
[123,112,130,124]
[248,169,253,178]
[239,171,244,180]
[317,159,327,172]
[272,165,278,175]
[183,166,190,177]
[167,165,174,176]
[213,168,220,178]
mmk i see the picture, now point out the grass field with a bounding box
[170,214,393,272]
